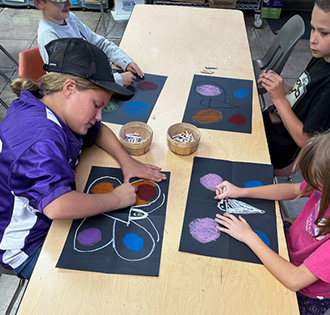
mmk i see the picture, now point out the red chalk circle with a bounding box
[137,81,158,91]
[227,114,247,125]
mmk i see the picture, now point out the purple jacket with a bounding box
[0,90,99,269]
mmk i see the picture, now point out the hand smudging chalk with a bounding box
[200,173,223,192]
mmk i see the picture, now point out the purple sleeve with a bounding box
[10,139,75,212]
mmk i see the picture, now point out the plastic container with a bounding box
[167,122,201,156]
[119,121,153,156]
[2,0,29,7]
[81,0,109,10]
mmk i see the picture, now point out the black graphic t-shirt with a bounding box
[263,57,330,169]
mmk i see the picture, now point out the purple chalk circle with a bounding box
[77,228,102,246]
[200,173,223,191]
[195,84,222,97]
[189,217,220,244]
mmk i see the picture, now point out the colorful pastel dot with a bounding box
[122,101,149,116]
[77,228,102,246]
[193,109,223,124]
[103,100,118,112]
[137,81,158,91]
[136,184,157,201]
[195,84,222,97]
[244,180,263,188]
[227,114,247,125]
[234,88,249,98]
[189,217,220,244]
[123,233,144,252]
[200,173,223,192]
[254,230,270,247]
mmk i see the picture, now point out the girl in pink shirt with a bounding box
[215,131,330,314]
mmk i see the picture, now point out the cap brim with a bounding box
[91,79,134,101]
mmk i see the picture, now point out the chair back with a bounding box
[18,47,46,82]
[257,14,305,74]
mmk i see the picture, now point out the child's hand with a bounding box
[112,183,137,209]
[121,72,137,87]
[122,158,167,183]
[215,213,254,243]
[257,70,286,102]
[215,181,241,200]
[126,62,144,78]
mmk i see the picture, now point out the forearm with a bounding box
[283,83,293,95]
[246,233,318,291]
[273,98,312,147]
[237,183,301,200]
[95,123,133,167]
[44,190,120,220]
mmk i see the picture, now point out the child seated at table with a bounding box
[215,131,330,315]
[259,0,330,173]
[0,38,166,280]
[33,0,144,87]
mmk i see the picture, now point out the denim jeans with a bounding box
[13,245,42,280]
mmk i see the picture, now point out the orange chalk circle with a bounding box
[90,182,114,194]
[192,109,223,124]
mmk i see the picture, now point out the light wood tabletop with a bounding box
[18,5,299,314]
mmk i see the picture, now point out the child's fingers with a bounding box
[238,215,247,224]
[215,213,235,224]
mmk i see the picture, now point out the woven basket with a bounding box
[167,122,201,155]
[119,121,153,156]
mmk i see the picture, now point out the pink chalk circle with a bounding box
[189,217,220,244]
[77,228,102,246]
[195,84,222,97]
[200,173,223,191]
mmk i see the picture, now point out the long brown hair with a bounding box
[295,130,330,237]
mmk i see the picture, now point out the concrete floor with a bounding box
[0,5,312,315]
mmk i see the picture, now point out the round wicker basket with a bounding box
[167,122,201,155]
[119,121,153,156]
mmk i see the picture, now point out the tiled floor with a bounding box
[0,5,312,314]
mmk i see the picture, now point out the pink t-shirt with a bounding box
[286,181,330,299]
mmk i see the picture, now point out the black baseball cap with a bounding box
[43,38,134,101]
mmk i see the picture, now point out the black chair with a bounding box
[0,44,18,110]
[0,265,26,315]
[253,14,305,109]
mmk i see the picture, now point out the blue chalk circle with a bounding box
[254,230,270,247]
[122,101,149,116]
[234,88,249,99]
[244,180,263,188]
[123,233,144,252]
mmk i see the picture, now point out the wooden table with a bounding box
[18,5,299,314]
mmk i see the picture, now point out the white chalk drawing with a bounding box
[73,176,165,262]
[217,198,265,214]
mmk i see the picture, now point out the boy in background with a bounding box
[33,0,144,87]
[259,0,330,173]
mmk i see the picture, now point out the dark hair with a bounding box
[315,0,330,12]
[295,130,330,237]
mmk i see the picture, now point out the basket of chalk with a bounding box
[167,122,201,155]
[119,121,153,156]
